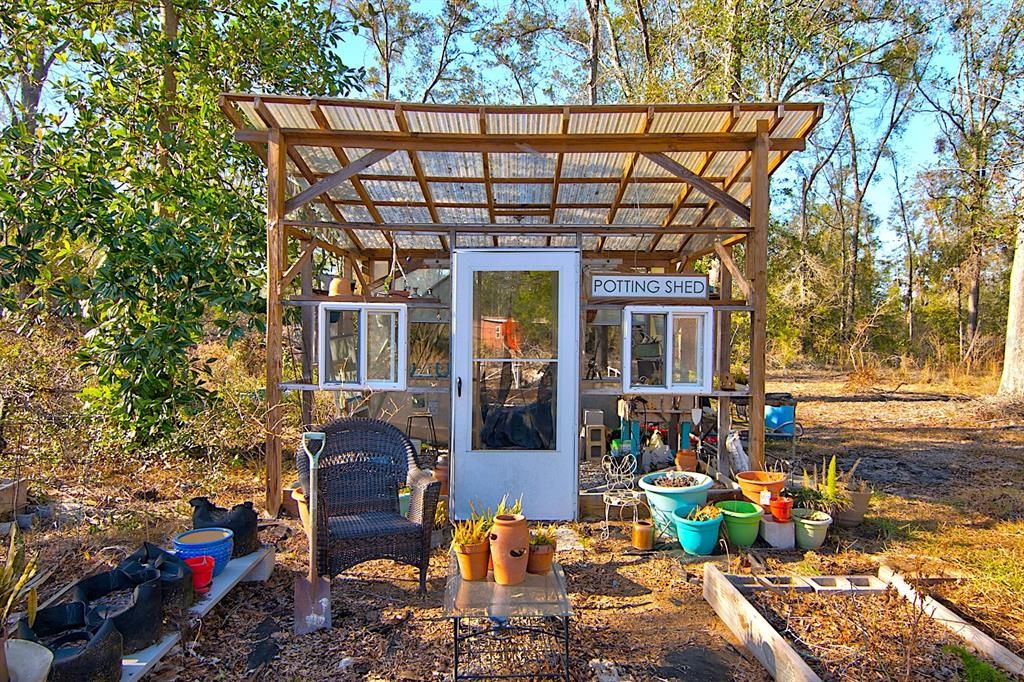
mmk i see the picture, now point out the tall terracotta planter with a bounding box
[489,514,529,586]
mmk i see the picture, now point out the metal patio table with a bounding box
[443,558,572,681]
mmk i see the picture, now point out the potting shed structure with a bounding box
[218,95,822,518]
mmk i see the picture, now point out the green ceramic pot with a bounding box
[714,500,763,547]
[792,508,832,549]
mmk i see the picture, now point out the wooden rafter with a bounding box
[282,219,749,235]
[283,149,394,214]
[394,105,447,251]
[642,152,751,223]
[713,241,752,300]
[597,107,655,253]
[328,173,729,185]
[547,107,571,246]
[279,240,315,293]
[479,108,498,246]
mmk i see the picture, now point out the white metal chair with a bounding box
[600,453,643,539]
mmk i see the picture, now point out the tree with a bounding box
[1001,215,1024,394]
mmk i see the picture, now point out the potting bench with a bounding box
[443,558,572,681]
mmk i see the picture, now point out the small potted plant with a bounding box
[792,508,833,549]
[452,517,489,581]
[527,526,557,575]
[836,475,872,527]
[769,495,793,522]
[672,504,723,556]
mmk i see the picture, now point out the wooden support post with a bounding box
[747,119,770,470]
[717,247,734,478]
[265,129,286,517]
[299,238,315,431]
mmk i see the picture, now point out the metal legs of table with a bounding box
[452,616,571,681]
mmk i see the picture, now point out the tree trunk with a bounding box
[967,246,981,343]
[585,0,600,104]
[999,220,1024,394]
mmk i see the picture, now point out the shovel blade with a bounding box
[294,575,332,635]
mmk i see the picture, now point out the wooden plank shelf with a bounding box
[120,546,275,682]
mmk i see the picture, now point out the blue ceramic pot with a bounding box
[672,509,723,555]
[638,471,714,538]
[173,528,234,577]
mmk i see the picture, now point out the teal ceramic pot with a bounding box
[714,500,763,547]
[672,509,723,555]
[638,471,714,538]
[792,508,832,549]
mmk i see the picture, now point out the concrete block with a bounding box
[759,518,795,550]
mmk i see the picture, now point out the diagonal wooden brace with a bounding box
[284,148,394,215]
[642,152,751,224]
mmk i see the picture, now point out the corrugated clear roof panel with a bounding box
[296,146,342,174]
[406,110,479,134]
[486,112,561,134]
[495,214,549,224]
[558,182,618,205]
[395,232,441,249]
[708,151,746,178]
[354,229,390,248]
[568,111,644,134]
[556,207,605,224]
[498,235,548,247]
[561,152,629,178]
[430,181,487,204]
[379,206,433,223]
[344,147,414,175]
[236,101,266,129]
[326,181,360,202]
[437,207,489,224]
[734,110,775,133]
[456,233,490,247]
[418,151,482,177]
[494,182,550,205]
[633,151,704,177]
[549,235,577,247]
[321,104,398,132]
[681,233,718,255]
[362,180,424,203]
[581,235,600,250]
[729,181,751,201]
[673,207,704,226]
[340,205,374,222]
[265,102,316,128]
[687,188,711,204]
[706,207,738,227]
[603,234,650,251]
[623,182,684,204]
[655,233,685,250]
[773,110,811,138]
[489,152,557,178]
[614,208,667,225]
[649,109,731,134]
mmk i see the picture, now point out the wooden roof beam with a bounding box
[479,108,498,246]
[283,149,394,215]
[394,105,446,251]
[599,107,655,253]
[642,152,751,223]
[282,219,749,235]
[548,107,571,246]
[319,173,729,185]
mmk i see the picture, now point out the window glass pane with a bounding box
[324,309,360,384]
[366,311,398,382]
[472,360,557,450]
[472,271,558,360]
[409,321,450,378]
[584,309,621,382]
[672,315,701,385]
[629,312,666,387]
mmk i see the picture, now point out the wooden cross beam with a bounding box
[284,149,394,215]
[713,241,753,301]
[641,152,751,224]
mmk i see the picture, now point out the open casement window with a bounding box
[318,303,408,391]
[622,306,714,394]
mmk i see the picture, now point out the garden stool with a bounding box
[406,411,438,447]
[584,424,606,461]
[600,453,643,539]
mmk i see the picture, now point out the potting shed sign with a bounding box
[590,274,709,300]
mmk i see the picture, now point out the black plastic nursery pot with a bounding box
[16,602,123,682]
[189,497,259,557]
[73,568,163,653]
[118,541,194,614]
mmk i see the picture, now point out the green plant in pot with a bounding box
[527,525,557,575]
[835,463,872,528]
[452,517,489,581]
[0,525,48,682]
[791,508,833,550]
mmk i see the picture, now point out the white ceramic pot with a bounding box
[5,639,54,682]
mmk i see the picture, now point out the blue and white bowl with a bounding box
[173,528,234,577]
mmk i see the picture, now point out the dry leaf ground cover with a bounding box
[4,365,1024,679]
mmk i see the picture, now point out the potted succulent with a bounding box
[452,517,489,581]
[527,526,557,575]
[792,508,833,549]
[672,504,723,556]
[788,456,850,517]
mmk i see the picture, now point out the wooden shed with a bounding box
[218,95,823,517]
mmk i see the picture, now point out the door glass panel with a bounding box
[671,315,701,385]
[324,309,360,384]
[366,311,398,382]
[472,271,558,360]
[629,312,666,387]
[472,360,557,450]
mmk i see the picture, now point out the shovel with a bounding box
[294,431,332,634]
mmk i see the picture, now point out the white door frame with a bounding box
[449,249,580,521]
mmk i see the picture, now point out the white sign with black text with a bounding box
[590,274,709,299]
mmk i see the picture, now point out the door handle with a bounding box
[457,377,462,397]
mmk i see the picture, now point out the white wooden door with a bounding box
[450,250,580,520]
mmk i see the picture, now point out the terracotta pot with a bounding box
[674,450,698,471]
[736,471,786,508]
[631,520,655,550]
[454,541,489,581]
[489,514,529,586]
[292,487,310,539]
[432,455,450,497]
[769,496,793,522]
[836,489,872,527]
[526,543,556,575]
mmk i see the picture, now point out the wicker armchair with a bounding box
[296,418,441,593]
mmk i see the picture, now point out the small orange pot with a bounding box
[769,496,793,522]
[454,541,490,581]
[631,520,655,550]
[292,487,310,538]
[736,471,786,508]
[674,450,698,471]
[526,543,556,575]
[489,514,529,586]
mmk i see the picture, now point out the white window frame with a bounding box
[621,305,714,394]
[318,303,408,391]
